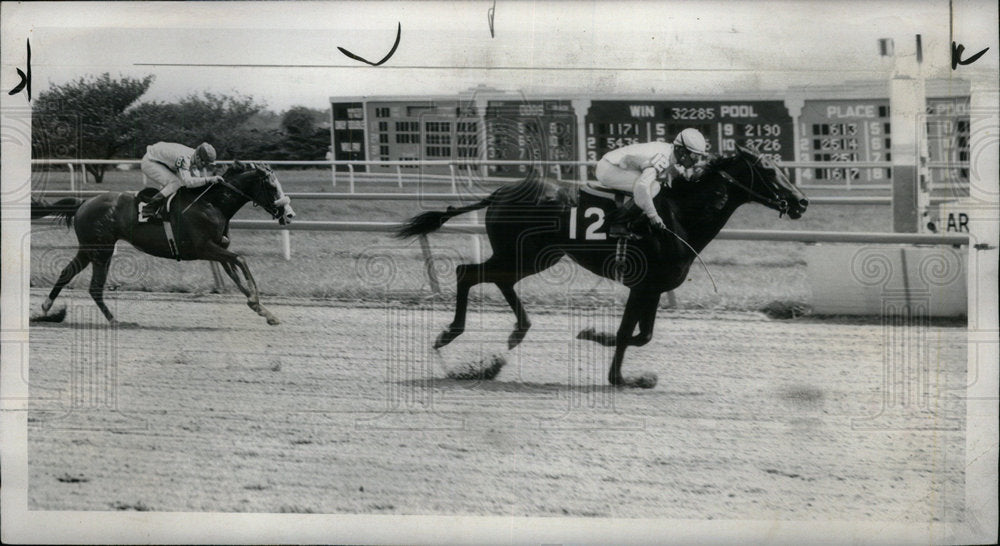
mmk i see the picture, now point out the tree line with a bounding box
[32,73,331,183]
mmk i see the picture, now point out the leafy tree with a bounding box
[282,107,316,136]
[129,92,272,160]
[32,73,155,183]
[277,106,331,163]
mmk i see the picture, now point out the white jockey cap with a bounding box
[195,142,217,164]
[673,128,708,156]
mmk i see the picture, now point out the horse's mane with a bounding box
[694,152,743,181]
[221,161,272,177]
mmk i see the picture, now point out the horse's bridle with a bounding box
[716,149,789,214]
[215,168,284,219]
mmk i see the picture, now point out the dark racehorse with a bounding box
[397,146,809,387]
[31,161,295,325]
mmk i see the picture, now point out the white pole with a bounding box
[67,163,75,192]
[469,209,482,263]
[281,230,291,261]
[396,165,403,188]
[348,164,355,193]
[449,164,457,194]
[331,162,337,189]
[966,76,999,528]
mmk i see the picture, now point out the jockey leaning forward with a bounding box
[592,127,709,238]
[140,141,224,220]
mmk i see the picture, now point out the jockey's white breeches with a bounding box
[594,159,661,220]
[141,157,186,196]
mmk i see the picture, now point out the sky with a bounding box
[3,1,997,113]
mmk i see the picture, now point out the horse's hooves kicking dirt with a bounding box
[446,353,507,381]
[31,307,67,323]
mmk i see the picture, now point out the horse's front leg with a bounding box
[230,254,280,325]
[220,261,252,297]
[607,290,658,388]
[630,292,662,347]
[203,243,280,325]
[578,291,661,347]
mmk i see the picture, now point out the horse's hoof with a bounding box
[267,316,281,326]
[41,299,53,314]
[507,327,529,350]
[434,328,461,349]
[618,372,657,389]
[576,327,595,340]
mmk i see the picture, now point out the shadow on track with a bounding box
[397,378,706,397]
[29,320,229,333]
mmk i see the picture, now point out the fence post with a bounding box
[468,209,482,263]
[331,162,337,189]
[281,230,291,261]
[67,163,75,192]
[396,165,403,188]
[449,164,457,194]
[418,234,441,294]
[348,164,355,194]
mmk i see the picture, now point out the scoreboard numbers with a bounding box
[798,100,891,184]
[486,100,577,178]
[332,90,970,188]
[584,101,794,177]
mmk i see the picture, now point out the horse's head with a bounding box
[225,161,296,225]
[706,147,809,219]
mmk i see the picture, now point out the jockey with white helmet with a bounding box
[594,127,708,235]
[140,141,224,220]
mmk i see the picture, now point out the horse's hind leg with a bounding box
[497,282,531,349]
[436,256,533,350]
[43,250,92,314]
[434,262,481,348]
[88,251,116,323]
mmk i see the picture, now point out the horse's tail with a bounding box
[395,197,493,239]
[31,198,83,227]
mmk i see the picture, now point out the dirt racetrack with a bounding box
[26,290,966,522]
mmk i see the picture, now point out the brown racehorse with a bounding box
[397,147,808,387]
[31,161,295,325]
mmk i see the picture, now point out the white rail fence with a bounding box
[30,158,972,297]
[31,158,971,194]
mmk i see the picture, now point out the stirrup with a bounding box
[139,204,162,223]
[608,223,638,240]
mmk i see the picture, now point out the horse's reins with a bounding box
[186,169,284,219]
[181,183,216,214]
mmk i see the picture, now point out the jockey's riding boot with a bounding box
[608,203,642,239]
[142,192,167,220]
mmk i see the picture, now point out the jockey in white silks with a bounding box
[593,128,709,237]
[140,142,223,220]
